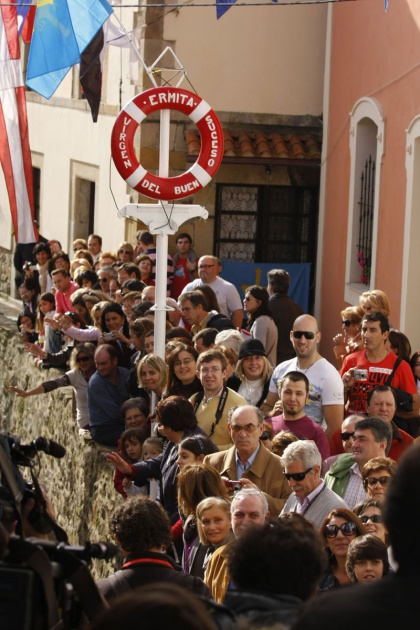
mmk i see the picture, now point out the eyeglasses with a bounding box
[340,431,355,441]
[365,476,391,488]
[99,278,108,283]
[200,367,222,375]
[283,467,313,482]
[342,319,353,327]
[119,249,131,254]
[198,264,215,269]
[229,423,259,434]
[244,296,256,302]
[174,358,194,367]
[76,356,91,363]
[324,522,357,538]
[360,514,382,524]
[292,331,315,340]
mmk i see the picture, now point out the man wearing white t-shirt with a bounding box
[261,314,344,439]
[181,255,243,328]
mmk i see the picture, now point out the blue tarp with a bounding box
[220,262,311,312]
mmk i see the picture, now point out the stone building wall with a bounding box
[0,318,123,578]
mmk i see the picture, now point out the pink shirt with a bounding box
[55,281,79,314]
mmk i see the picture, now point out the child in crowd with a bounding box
[116,432,163,499]
[36,292,56,351]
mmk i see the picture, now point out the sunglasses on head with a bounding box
[292,331,315,340]
[340,431,355,441]
[324,521,357,538]
[365,476,391,488]
[284,467,313,482]
[360,514,382,524]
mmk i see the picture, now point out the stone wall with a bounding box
[0,319,123,578]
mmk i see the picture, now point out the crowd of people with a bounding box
[7,230,420,628]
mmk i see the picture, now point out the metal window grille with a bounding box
[357,156,375,285]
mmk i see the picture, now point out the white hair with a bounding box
[215,329,244,354]
[231,488,269,516]
[280,440,322,470]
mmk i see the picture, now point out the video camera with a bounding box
[0,432,115,629]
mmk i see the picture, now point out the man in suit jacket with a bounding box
[204,405,291,516]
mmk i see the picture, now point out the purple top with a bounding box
[270,414,330,461]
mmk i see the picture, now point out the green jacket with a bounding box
[324,453,355,498]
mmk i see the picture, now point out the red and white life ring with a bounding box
[111,86,224,201]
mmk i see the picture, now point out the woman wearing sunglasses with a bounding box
[9,343,95,436]
[319,508,365,591]
[361,456,397,501]
[116,241,134,263]
[332,305,365,368]
[353,499,388,545]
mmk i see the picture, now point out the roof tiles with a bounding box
[186,128,321,161]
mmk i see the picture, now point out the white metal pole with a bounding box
[153,108,171,360]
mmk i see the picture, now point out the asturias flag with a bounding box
[26,0,113,99]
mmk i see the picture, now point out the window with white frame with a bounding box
[344,97,385,305]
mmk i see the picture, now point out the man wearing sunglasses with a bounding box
[295,443,420,630]
[261,314,344,439]
[97,267,118,295]
[280,440,348,528]
[204,404,291,517]
[324,417,392,509]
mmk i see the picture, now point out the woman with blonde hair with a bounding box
[360,289,391,318]
[228,338,273,407]
[137,353,168,410]
[196,496,234,601]
[177,463,226,578]
[117,241,134,263]
[333,305,365,368]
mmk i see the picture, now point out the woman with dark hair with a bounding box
[76,269,99,289]
[410,351,420,397]
[107,396,214,529]
[166,344,203,399]
[99,302,134,368]
[71,295,93,326]
[243,285,278,367]
[353,499,388,545]
[51,251,71,274]
[195,285,220,313]
[386,329,412,363]
[31,242,53,293]
[17,311,38,343]
[346,534,390,583]
[319,508,366,591]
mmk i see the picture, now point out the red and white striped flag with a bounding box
[0,2,38,243]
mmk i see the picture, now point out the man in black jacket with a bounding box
[96,496,211,601]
